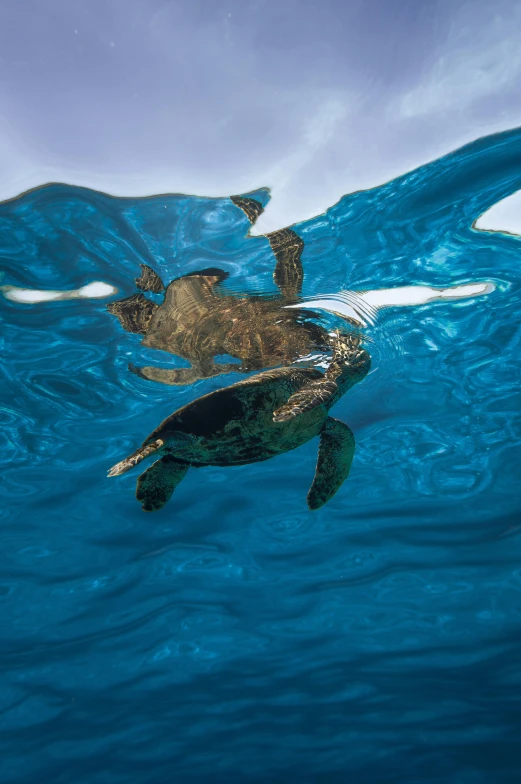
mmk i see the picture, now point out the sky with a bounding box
[1,0,520,233]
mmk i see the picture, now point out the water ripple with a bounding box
[2,131,521,781]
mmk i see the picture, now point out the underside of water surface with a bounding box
[1,127,521,783]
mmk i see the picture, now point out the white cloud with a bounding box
[2,0,521,235]
[400,7,521,118]
[251,95,349,234]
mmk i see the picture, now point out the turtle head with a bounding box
[336,348,371,394]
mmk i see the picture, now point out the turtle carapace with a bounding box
[108,334,370,511]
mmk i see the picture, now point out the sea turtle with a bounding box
[107,334,370,511]
[106,195,339,386]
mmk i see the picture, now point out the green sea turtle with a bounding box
[106,196,338,386]
[107,334,370,511]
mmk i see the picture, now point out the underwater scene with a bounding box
[2,127,521,783]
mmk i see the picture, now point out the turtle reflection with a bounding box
[107,196,352,385]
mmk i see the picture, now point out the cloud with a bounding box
[399,5,521,118]
[1,0,521,234]
[251,94,349,234]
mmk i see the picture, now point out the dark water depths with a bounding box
[1,127,521,783]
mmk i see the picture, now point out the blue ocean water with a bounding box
[1,127,521,783]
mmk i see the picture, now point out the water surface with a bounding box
[1,128,521,782]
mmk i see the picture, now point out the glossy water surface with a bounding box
[2,128,521,783]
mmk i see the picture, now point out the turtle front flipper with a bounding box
[230,195,304,300]
[273,379,338,422]
[107,293,158,334]
[136,455,189,512]
[135,264,165,293]
[272,334,344,422]
[307,417,355,510]
[272,334,370,422]
[266,228,304,301]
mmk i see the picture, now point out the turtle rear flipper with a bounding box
[107,293,158,334]
[307,417,355,510]
[135,264,165,293]
[136,455,189,512]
